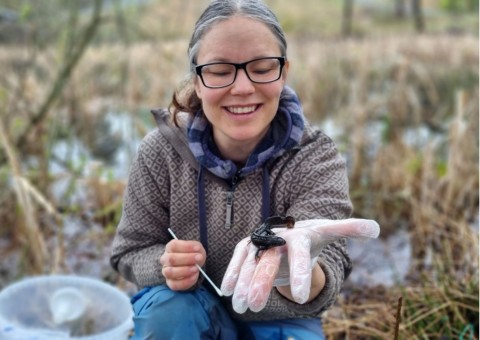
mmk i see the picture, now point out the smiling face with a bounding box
[194,16,289,162]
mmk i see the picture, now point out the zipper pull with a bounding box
[225,191,234,229]
[225,172,240,229]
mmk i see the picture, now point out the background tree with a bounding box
[395,0,407,18]
[342,0,354,36]
[412,0,425,32]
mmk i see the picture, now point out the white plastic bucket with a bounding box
[0,275,133,339]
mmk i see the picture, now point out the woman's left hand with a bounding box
[221,218,380,313]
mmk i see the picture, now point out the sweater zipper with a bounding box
[225,173,240,229]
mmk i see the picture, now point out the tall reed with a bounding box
[0,120,47,273]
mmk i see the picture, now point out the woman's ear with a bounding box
[281,60,290,82]
[282,60,290,80]
[194,76,203,100]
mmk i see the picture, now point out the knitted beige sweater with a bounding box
[111,109,353,322]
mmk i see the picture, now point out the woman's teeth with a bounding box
[227,106,257,114]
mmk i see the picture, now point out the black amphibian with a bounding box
[251,216,295,260]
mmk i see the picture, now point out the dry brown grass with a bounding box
[316,41,479,334]
[324,281,479,339]
[0,119,48,273]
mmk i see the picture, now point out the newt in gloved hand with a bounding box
[250,215,295,260]
[221,218,380,314]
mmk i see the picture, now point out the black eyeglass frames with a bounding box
[194,56,286,89]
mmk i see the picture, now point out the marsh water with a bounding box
[0,112,414,293]
[62,113,411,290]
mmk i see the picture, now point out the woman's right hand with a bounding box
[160,239,206,291]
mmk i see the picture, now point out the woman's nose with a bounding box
[230,69,255,95]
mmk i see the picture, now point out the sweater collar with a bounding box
[187,86,305,179]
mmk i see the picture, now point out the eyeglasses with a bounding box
[194,56,286,89]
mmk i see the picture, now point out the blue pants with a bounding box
[130,285,324,340]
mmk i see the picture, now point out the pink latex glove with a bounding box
[220,218,380,313]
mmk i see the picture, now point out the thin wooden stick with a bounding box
[394,296,403,340]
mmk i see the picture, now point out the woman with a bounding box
[111,0,378,338]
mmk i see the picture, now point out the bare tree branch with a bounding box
[15,0,104,151]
